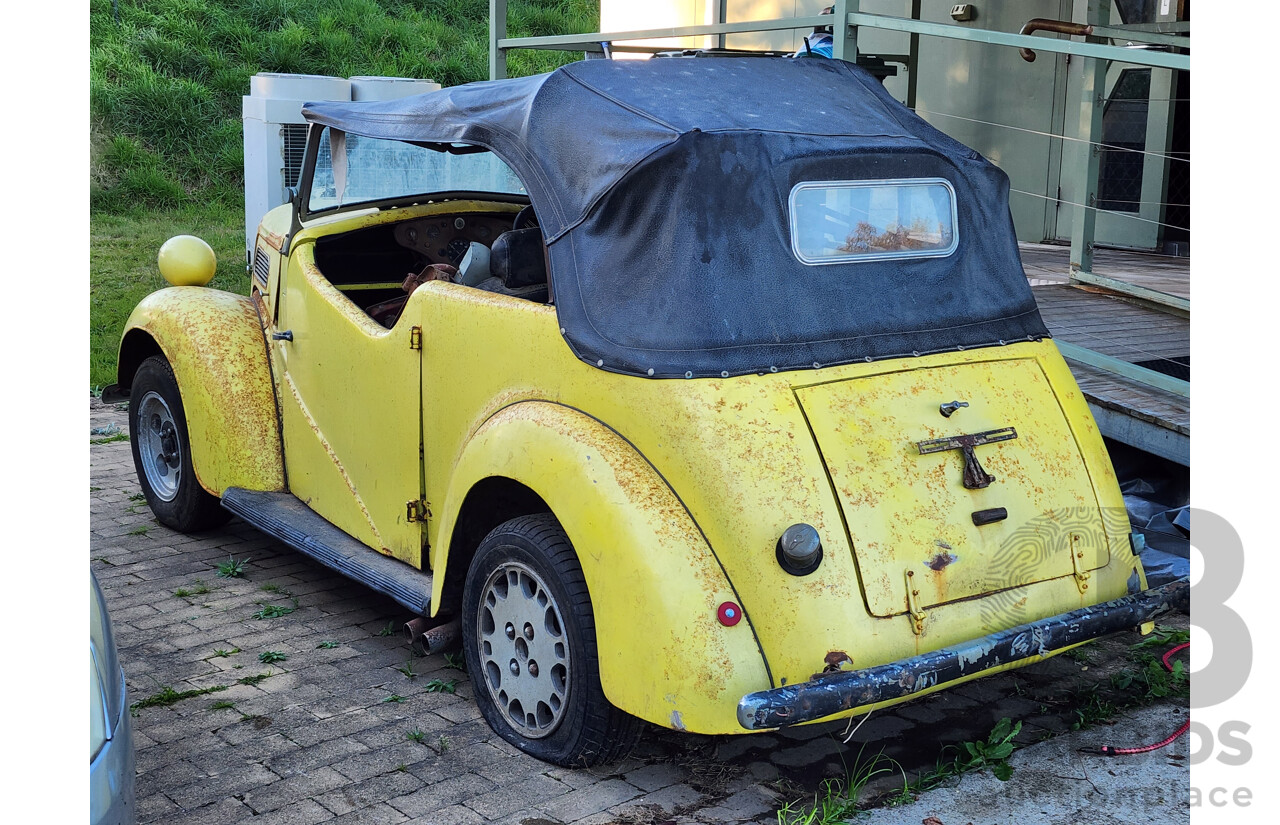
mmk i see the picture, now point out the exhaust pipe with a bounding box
[403,616,431,645]
[420,618,461,654]
[403,616,461,656]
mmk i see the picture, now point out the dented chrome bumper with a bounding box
[736,578,1189,730]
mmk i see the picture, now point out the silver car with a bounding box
[91,572,135,825]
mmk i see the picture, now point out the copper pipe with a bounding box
[1018,18,1094,62]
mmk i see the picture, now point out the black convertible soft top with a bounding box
[303,58,1048,378]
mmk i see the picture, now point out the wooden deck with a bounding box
[1020,243,1190,465]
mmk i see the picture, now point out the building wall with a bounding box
[598,1,1180,250]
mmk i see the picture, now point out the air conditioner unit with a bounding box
[241,73,441,265]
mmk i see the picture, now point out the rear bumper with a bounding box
[737,578,1189,730]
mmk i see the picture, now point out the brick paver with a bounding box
[90,397,1189,824]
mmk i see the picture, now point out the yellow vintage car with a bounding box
[105,57,1186,766]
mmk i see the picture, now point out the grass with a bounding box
[381,693,407,704]
[406,728,427,743]
[777,720,1024,822]
[174,581,211,598]
[131,682,228,713]
[237,671,274,686]
[378,621,398,637]
[91,432,131,445]
[211,700,237,710]
[395,661,417,679]
[89,0,598,389]
[443,652,466,671]
[212,647,241,657]
[90,207,248,387]
[216,556,250,578]
[127,525,152,536]
[316,640,340,649]
[776,747,898,825]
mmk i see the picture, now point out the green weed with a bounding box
[212,647,240,658]
[437,735,450,752]
[776,747,898,824]
[1131,625,1191,651]
[316,640,340,649]
[210,700,236,710]
[217,556,250,578]
[378,621,397,637]
[953,718,1021,781]
[423,678,457,694]
[127,525,151,536]
[407,728,427,744]
[131,683,227,713]
[381,694,407,704]
[443,652,466,671]
[258,651,288,664]
[174,581,210,598]
[91,433,131,445]
[237,671,273,686]
[396,661,417,679]
[252,604,295,619]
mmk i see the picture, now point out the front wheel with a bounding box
[462,514,641,766]
[128,355,229,533]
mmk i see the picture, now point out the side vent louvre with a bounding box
[252,246,270,289]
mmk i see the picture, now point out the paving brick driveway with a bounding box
[89,398,1189,825]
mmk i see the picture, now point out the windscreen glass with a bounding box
[790,178,958,264]
[308,127,526,213]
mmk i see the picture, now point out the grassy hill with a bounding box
[90,0,595,213]
[89,0,596,387]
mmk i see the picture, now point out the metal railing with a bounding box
[488,1,1190,402]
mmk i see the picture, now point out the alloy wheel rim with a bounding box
[137,391,182,502]
[477,560,571,739]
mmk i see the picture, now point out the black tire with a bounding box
[462,513,642,766]
[128,355,230,533]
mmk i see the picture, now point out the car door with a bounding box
[271,240,427,567]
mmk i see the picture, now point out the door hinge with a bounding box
[406,499,431,523]
[409,326,422,350]
[1069,533,1092,594]
[904,569,927,635]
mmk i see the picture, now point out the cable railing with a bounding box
[488,1,1190,401]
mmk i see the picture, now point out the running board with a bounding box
[220,488,432,615]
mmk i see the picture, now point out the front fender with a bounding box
[117,287,285,496]
[434,401,771,733]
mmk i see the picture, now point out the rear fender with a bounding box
[116,287,286,495]
[433,401,771,733]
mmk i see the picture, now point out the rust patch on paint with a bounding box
[926,552,958,572]
[822,651,853,673]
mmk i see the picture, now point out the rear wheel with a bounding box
[462,514,641,766]
[128,355,229,532]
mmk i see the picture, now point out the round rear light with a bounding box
[717,601,742,626]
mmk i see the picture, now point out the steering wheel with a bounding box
[513,205,539,230]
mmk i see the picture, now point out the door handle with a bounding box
[272,330,293,342]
